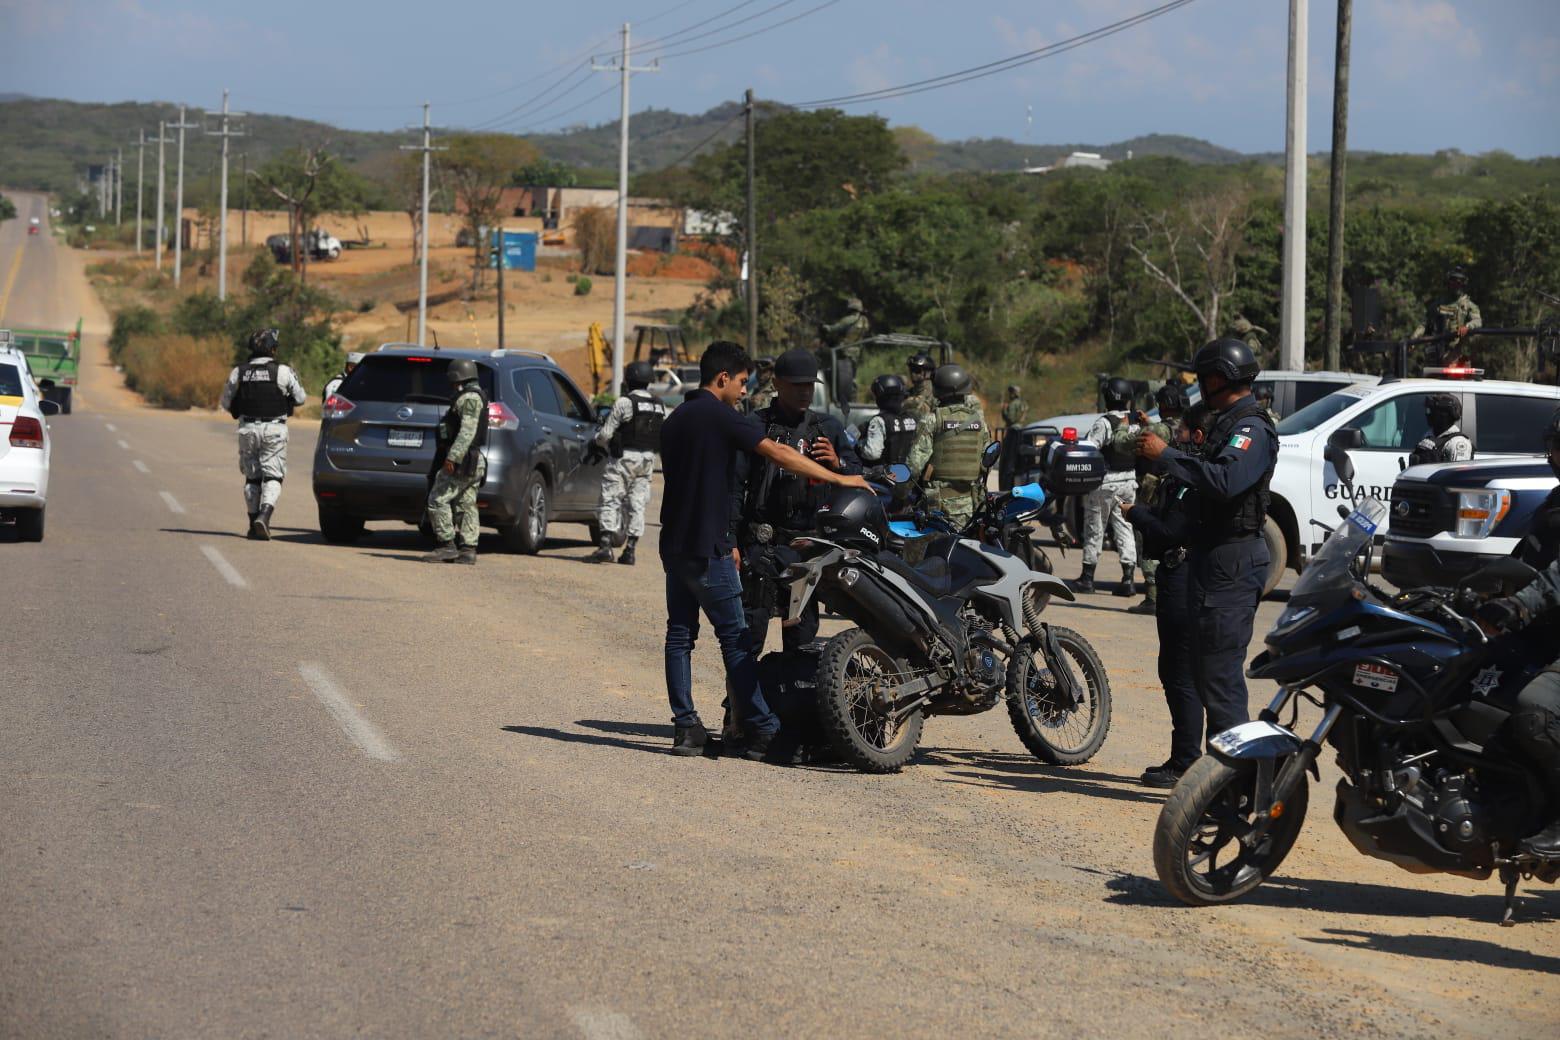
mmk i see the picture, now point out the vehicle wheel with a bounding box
[15,508,44,542]
[1153,756,1309,906]
[318,507,365,544]
[1261,516,1286,599]
[1006,624,1111,764]
[587,520,627,549]
[817,628,924,773]
[502,471,549,554]
[328,247,340,260]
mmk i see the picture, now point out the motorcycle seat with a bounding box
[877,552,952,596]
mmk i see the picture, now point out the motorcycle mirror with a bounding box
[1461,557,1541,598]
[980,441,1002,471]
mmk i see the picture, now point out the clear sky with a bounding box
[3,0,1556,156]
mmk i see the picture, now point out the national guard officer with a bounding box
[745,355,776,414]
[322,352,364,401]
[1138,339,1280,743]
[219,328,307,540]
[904,352,937,420]
[736,347,862,655]
[1125,402,1213,787]
[1407,392,1474,466]
[1413,265,1481,353]
[588,360,666,565]
[1078,376,1139,596]
[1117,382,1185,614]
[859,373,919,467]
[906,364,989,529]
[1253,384,1281,425]
[422,359,487,565]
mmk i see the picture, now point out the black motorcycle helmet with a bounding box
[871,373,907,407]
[625,360,653,391]
[815,486,887,551]
[248,327,279,357]
[1425,392,1461,434]
[932,363,971,402]
[907,353,936,380]
[1101,376,1133,411]
[1447,265,1469,291]
[446,358,479,386]
[1154,381,1189,419]
[1544,407,1560,478]
[1193,338,1261,389]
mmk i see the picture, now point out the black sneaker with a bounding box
[1140,762,1185,788]
[740,731,776,762]
[671,724,709,757]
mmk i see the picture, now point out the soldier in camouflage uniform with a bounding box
[423,359,487,565]
[997,384,1028,490]
[1253,384,1281,426]
[1118,382,1186,614]
[1229,316,1267,355]
[588,360,666,565]
[1412,266,1482,357]
[907,364,990,529]
[744,356,776,415]
[904,352,937,420]
[219,328,308,541]
[819,298,870,406]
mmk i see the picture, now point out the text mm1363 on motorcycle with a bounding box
[781,444,1112,773]
[1152,496,1557,924]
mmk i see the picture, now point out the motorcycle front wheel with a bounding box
[1153,756,1310,906]
[817,628,925,773]
[1005,625,1111,764]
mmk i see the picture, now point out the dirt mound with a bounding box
[625,252,719,280]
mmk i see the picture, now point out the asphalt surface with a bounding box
[2,192,1557,1039]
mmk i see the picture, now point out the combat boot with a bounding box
[246,513,260,540]
[587,534,614,564]
[1519,819,1560,859]
[422,543,461,563]
[1127,584,1157,615]
[453,546,477,565]
[617,537,637,566]
[252,505,274,542]
[1115,565,1136,597]
[1075,563,1096,594]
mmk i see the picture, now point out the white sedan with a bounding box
[0,349,53,541]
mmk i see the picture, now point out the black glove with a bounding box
[584,442,609,465]
[1476,596,1526,633]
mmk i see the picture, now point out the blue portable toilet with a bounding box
[490,228,538,272]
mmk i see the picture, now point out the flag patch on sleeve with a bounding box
[1229,433,1253,451]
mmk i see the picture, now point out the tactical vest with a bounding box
[614,391,667,454]
[1197,397,1275,540]
[1408,429,1471,467]
[747,407,832,532]
[435,386,489,479]
[877,411,919,466]
[229,359,291,420]
[928,403,984,484]
[1100,412,1138,471]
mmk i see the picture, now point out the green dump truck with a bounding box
[9,320,80,413]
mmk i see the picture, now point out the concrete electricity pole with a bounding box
[400,102,445,347]
[115,149,123,225]
[169,104,198,289]
[134,130,145,255]
[594,24,659,395]
[151,123,173,273]
[1323,0,1353,372]
[745,88,758,353]
[207,89,245,301]
[1278,0,1309,371]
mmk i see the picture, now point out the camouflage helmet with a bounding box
[845,297,864,314]
[755,355,775,373]
[1006,384,1021,398]
[1231,315,1255,334]
[624,360,654,390]
[248,327,279,357]
[446,358,479,386]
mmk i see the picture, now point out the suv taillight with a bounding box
[487,400,520,431]
[323,393,355,419]
[9,415,44,448]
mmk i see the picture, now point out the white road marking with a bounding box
[571,1009,643,1040]
[199,544,248,589]
[297,664,400,763]
[116,438,130,450]
[105,422,117,432]
[158,490,185,515]
[132,459,149,474]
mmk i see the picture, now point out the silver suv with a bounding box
[311,346,609,553]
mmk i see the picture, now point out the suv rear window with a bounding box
[341,356,495,403]
[0,364,25,397]
[1476,394,1558,454]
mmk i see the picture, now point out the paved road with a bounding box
[2,193,1557,1039]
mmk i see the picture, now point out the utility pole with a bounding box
[134,130,145,254]
[1324,0,1353,372]
[239,153,249,247]
[207,89,245,301]
[115,149,123,225]
[400,102,445,347]
[594,24,659,395]
[169,104,198,289]
[151,122,172,273]
[1278,0,1309,372]
[745,88,758,353]
[496,227,506,349]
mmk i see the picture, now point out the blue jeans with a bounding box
[663,553,778,736]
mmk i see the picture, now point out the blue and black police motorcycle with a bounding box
[1153,496,1559,923]
[781,443,1111,774]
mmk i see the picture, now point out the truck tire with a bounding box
[1261,516,1286,599]
[16,507,44,542]
[318,507,365,544]
[59,388,73,415]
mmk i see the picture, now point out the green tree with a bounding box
[441,133,539,289]
[251,146,370,282]
[0,195,15,225]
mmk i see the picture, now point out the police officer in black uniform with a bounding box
[1138,339,1279,741]
[1516,409,1560,570]
[735,347,862,655]
[858,374,919,468]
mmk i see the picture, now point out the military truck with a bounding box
[823,333,954,429]
[7,320,80,413]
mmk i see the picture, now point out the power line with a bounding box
[658,109,747,168]
[462,65,597,132]
[790,0,1198,108]
[629,0,769,54]
[633,0,800,57]
[654,0,841,61]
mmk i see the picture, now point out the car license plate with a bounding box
[387,428,424,448]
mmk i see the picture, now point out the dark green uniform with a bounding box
[907,398,989,527]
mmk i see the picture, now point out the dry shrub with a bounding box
[120,334,233,410]
[574,205,616,276]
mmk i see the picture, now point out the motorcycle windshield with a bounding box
[1290,498,1388,604]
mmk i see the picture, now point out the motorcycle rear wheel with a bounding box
[1005,625,1111,764]
[817,628,924,773]
[1153,756,1310,906]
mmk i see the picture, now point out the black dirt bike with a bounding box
[1153,497,1558,923]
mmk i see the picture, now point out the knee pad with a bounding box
[245,478,262,488]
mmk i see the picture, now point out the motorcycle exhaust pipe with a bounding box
[824,567,931,651]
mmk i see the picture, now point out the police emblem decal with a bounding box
[1471,666,1503,698]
